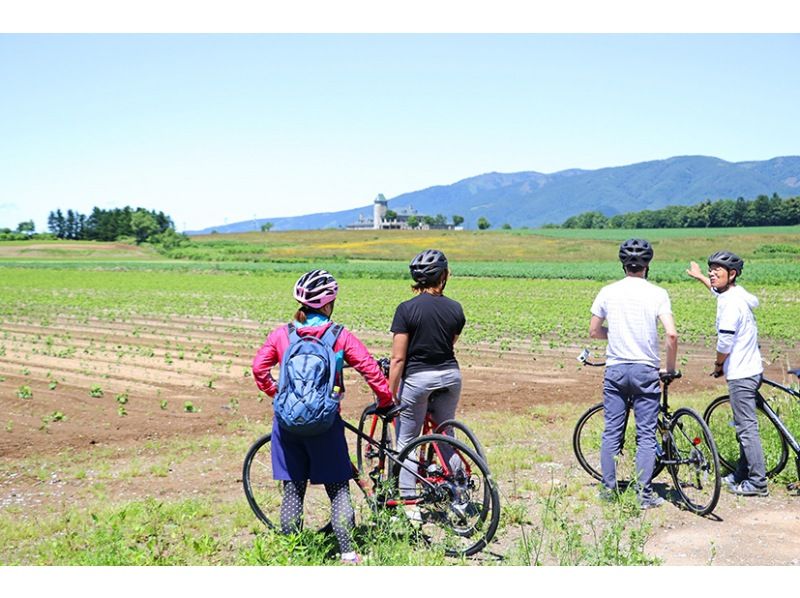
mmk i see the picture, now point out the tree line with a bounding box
[558,193,800,229]
[46,207,175,244]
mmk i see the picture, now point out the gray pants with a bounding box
[728,375,767,488]
[601,364,661,497]
[395,367,462,497]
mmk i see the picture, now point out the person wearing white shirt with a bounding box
[687,251,767,496]
[590,239,679,509]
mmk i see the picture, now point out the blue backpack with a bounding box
[273,322,343,436]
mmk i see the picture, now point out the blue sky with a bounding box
[1,34,798,232]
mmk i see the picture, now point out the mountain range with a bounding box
[186,155,800,234]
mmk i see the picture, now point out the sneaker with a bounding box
[340,552,362,565]
[721,473,740,489]
[404,506,423,523]
[598,486,617,502]
[639,494,665,510]
[727,480,768,497]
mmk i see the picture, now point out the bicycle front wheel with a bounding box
[667,408,721,516]
[395,433,500,557]
[703,395,788,478]
[356,405,393,476]
[573,403,666,486]
[242,433,334,532]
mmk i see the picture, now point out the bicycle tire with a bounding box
[242,432,333,532]
[572,402,665,486]
[434,418,487,461]
[703,394,789,478]
[666,408,721,516]
[395,433,500,557]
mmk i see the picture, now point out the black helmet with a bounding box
[409,249,448,285]
[618,238,654,268]
[708,250,744,276]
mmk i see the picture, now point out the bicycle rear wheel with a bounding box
[434,418,487,461]
[572,403,665,486]
[395,433,500,557]
[703,394,788,478]
[242,433,334,532]
[667,408,721,516]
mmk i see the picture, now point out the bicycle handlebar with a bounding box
[577,349,681,384]
[577,348,606,367]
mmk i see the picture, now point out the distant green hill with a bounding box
[188,155,800,233]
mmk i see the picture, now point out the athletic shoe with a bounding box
[727,480,768,497]
[639,494,665,510]
[721,473,740,489]
[404,506,423,523]
[340,552,362,565]
[597,486,617,502]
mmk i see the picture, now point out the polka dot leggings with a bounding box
[280,480,355,554]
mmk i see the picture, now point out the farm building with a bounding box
[346,194,463,230]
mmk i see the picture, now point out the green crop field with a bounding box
[1,229,799,566]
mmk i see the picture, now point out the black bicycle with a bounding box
[242,405,500,557]
[572,349,722,515]
[704,368,800,490]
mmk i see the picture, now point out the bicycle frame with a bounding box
[578,349,682,461]
[577,350,710,473]
[607,376,691,469]
[342,414,462,508]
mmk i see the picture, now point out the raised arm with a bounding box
[686,261,713,292]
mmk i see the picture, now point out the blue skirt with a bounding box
[271,414,354,484]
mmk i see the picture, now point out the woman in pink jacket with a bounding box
[252,269,392,565]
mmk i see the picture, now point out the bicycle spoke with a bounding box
[668,409,721,515]
[573,403,665,486]
[396,434,499,557]
[704,395,789,478]
[243,433,344,533]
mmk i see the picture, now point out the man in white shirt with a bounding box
[590,239,679,509]
[687,251,767,496]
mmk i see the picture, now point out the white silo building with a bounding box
[373,194,388,229]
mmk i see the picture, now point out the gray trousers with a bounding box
[395,367,462,497]
[728,375,767,488]
[601,364,661,496]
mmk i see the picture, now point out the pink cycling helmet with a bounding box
[293,269,338,309]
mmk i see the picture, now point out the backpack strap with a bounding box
[286,322,300,344]
[320,323,343,349]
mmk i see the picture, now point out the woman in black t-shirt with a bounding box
[389,249,466,505]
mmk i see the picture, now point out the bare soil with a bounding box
[2,314,799,564]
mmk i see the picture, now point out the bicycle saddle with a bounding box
[788,368,800,379]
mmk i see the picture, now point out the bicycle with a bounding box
[572,349,722,515]
[704,368,800,491]
[242,405,500,557]
[355,358,486,480]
